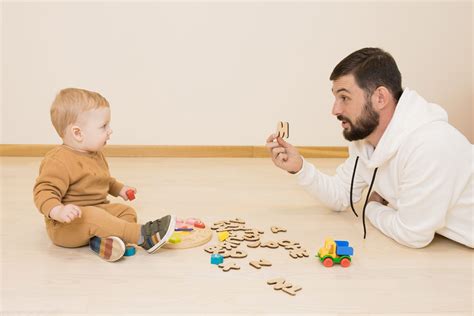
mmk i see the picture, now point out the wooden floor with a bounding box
[1,157,472,315]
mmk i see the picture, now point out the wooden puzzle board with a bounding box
[163,227,212,249]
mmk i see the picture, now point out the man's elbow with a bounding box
[395,232,434,249]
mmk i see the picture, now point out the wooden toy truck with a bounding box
[317,238,354,267]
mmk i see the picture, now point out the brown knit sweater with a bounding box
[33,145,123,217]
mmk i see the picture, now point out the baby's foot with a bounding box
[89,236,126,262]
[139,215,176,253]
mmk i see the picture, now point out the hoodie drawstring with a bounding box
[349,156,360,218]
[349,155,378,239]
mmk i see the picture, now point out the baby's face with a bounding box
[76,107,112,152]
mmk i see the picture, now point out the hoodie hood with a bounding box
[350,88,449,168]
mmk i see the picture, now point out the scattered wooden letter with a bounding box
[249,259,272,269]
[267,278,302,296]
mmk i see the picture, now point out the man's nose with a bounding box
[332,101,342,116]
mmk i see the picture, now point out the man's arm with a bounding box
[266,133,367,211]
[365,139,464,248]
[296,155,367,211]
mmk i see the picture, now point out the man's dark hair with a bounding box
[330,47,403,101]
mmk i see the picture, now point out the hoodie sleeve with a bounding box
[109,177,124,197]
[296,155,368,211]
[33,157,69,217]
[365,137,460,248]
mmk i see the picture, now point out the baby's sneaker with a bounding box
[89,236,126,262]
[139,215,176,253]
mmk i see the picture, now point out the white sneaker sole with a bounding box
[147,215,176,254]
[90,236,126,262]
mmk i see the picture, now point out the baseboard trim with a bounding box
[0,144,348,158]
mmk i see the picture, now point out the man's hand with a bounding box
[119,186,137,201]
[368,191,389,206]
[265,133,303,173]
[49,204,81,223]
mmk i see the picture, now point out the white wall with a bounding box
[1,1,472,146]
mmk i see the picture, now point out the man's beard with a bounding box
[337,99,380,141]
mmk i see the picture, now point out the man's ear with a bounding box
[372,86,391,110]
[71,125,83,142]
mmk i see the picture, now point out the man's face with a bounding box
[331,74,380,141]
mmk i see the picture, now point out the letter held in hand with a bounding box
[276,121,289,138]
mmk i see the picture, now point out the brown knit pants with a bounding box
[46,203,141,247]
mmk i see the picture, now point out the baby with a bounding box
[33,88,175,261]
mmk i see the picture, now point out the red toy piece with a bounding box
[194,221,205,229]
[126,189,135,201]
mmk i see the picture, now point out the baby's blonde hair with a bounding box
[50,88,109,137]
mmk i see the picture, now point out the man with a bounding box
[266,47,473,248]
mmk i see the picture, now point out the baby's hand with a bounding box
[49,204,82,223]
[119,186,137,201]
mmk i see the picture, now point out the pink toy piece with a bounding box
[175,218,205,230]
[175,219,194,231]
[175,218,186,228]
[184,218,205,229]
[185,218,200,225]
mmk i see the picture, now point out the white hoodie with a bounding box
[297,88,473,248]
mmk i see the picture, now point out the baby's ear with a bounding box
[71,125,83,141]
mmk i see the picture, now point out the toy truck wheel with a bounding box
[322,257,334,267]
[340,258,351,267]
